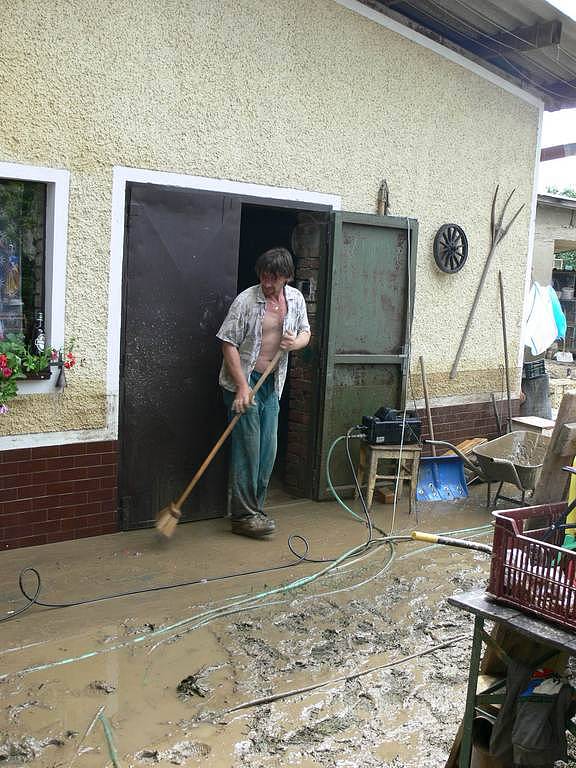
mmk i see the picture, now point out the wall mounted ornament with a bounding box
[433,223,468,273]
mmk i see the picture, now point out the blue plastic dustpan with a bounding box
[416,455,468,501]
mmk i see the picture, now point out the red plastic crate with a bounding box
[487,503,576,631]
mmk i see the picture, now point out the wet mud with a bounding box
[0,489,574,766]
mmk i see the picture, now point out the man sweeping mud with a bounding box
[217,248,310,539]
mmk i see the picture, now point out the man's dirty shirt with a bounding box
[217,284,310,398]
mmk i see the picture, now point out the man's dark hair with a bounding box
[255,247,295,281]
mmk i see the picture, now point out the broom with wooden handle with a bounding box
[156,349,283,538]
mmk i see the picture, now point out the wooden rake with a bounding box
[156,350,283,538]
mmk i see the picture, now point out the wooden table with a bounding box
[448,589,576,768]
[510,415,555,436]
[355,441,421,514]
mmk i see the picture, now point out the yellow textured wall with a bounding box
[533,203,576,286]
[0,0,539,434]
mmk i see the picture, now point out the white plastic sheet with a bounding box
[524,282,563,355]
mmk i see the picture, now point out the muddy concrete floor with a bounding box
[0,487,573,767]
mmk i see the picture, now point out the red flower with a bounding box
[2,367,12,378]
[64,361,71,369]
[0,355,7,367]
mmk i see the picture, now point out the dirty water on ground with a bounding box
[0,489,574,767]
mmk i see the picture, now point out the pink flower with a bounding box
[0,355,7,367]
[51,349,59,362]
[2,367,12,378]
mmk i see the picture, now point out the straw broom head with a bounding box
[155,502,181,538]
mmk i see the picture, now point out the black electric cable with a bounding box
[345,426,377,541]
[0,535,314,621]
[0,429,384,623]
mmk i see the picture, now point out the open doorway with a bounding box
[236,202,330,503]
[119,183,414,529]
[552,237,576,351]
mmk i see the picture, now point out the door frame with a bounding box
[107,166,342,442]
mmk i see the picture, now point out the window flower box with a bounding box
[23,368,52,381]
[0,335,76,411]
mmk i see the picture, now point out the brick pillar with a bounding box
[285,214,325,495]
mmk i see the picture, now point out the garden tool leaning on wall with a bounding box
[450,186,524,380]
[156,350,282,538]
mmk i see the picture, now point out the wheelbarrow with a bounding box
[417,431,550,507]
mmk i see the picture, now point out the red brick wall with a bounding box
[285,378,520,494]
[0,440,118,551]
[285,230,322,496]
[416,399,521,452]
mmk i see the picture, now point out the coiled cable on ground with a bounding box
[0,426,382,622]
[0,429,492,625]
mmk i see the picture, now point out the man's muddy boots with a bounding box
[231,514,276,538]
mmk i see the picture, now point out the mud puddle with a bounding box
[1,493,574,766]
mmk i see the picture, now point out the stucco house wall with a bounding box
[0,0,540,440]
[533,199,576,286]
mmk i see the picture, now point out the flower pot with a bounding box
[24,369,52,380]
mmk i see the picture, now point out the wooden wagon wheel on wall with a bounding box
[433,223,468,273]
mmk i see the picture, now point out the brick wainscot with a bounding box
[0,441,118,550]
[417,399,521,450]
[1,400,517,549]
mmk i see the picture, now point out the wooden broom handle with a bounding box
[175,349,283,508]
[419,356,436,457]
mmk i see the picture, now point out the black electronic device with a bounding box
[361,407,421,445]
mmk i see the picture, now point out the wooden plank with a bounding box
[477,20,562,57]
[449,590,576,655]
[556,422,576,455]
[511,416,555,431]
[441,437,487,457]
[533,392,576,505]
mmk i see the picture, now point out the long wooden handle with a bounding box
[419,356,436,457]
[498,271,513,433]
[450,241,497,379]
[175,349,283,508]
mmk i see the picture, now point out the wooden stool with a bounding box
[356,441,422,515]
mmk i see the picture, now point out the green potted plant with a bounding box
[0,335,77,412]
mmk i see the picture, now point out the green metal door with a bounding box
[315,212,418,499]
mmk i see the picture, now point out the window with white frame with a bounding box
[0,162,69,389]
[0,179,46,342]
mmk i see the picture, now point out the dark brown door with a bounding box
[119,183,241,529]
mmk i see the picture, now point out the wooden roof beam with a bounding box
[471,20,562,59]
[541,143,576,162]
